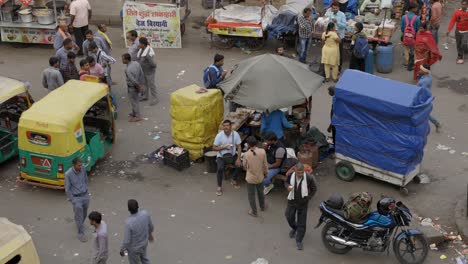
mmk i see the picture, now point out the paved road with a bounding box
[0,0,467,262]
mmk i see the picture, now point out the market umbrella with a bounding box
[218,54,324,112]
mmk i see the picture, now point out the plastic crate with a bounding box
[163,145,190,171]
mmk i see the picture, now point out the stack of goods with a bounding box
[163,145,190,171]
[221,108,255,131]
[170,84,224,160]
[332,70,433,175]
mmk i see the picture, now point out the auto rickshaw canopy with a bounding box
[0,218,40,264]
[0,76,27,104]
[18,80,109,156]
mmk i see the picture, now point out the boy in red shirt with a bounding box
[446,0,468,64]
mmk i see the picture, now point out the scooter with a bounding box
[316,196,428,264]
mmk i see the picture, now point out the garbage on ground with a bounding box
[421,218,433,226]
[153,135,161,140]
[437,144,451,151]
[430,243,438,250]
[440,254,447,260]
[251,258,269,264]
[148,146,168,163]
[225,255,233,260]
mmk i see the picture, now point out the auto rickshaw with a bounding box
[0,76,34,163]
[0,218,40,264]
[17,80,115,189]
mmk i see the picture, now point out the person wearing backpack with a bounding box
[401,4,421,71]
[349,22,369,71]
[203,54,227,89]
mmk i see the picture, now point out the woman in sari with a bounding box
[414,22,442,80]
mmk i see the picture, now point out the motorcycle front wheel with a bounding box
[321,222,353,254]
[393,234,428,264]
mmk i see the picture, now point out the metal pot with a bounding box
[19,9,33,23]
[34,9,54,25]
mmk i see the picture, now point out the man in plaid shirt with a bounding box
[60,52,79,82]
[297,8,314,63]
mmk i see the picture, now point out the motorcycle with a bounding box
[316,196,428,264]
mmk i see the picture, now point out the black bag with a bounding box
[281,157,298,174]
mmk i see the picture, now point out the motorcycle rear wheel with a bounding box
[321,222,353,254]
[393,234,428,264]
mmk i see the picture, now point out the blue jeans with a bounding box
[430,24,439,44]
[263,168,281,186]
[429,115,440,127]
[298,37,310,63]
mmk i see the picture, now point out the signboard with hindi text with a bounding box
[123,1,182,48]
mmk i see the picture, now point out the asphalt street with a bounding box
[0,0,467,263]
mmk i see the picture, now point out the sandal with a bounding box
[230,180,240,189]
[457,59,464,64]
[216,187,222,196]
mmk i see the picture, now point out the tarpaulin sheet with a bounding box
[170,85,224,160]
[332,70,433,175]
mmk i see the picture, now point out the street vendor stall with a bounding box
[332,70,433,194]
[206,3,276,50]
[217,54,323,146]
[0,0,67,44]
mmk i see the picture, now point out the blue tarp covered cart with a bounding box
[331,70,433,191]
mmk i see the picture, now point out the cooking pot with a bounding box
[34,9,55,25]
[19,9,33,23]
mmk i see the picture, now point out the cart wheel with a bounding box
[399,187,409,196]
[210,33,235,49]
[180,23,186,36]
[245,37,265,51]
[335,161,356,181]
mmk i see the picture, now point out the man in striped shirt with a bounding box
[88,42,116,87]
[120,199,155,264]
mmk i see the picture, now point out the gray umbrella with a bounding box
[218,54,324,112]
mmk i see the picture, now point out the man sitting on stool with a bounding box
[263,132,287,195]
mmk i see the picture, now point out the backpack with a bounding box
[403,15,417,47]
[203,64,220,88]
[344,192,373,222]
[353,34,370,59]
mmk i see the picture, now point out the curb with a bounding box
[455,198,468,242]
[90,15,122,27]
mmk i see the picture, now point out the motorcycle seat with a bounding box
[323,203,345,218]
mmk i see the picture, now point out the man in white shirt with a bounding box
[213,120,242,196]
[70,0,92,56]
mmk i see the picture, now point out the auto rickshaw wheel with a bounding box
[210,33,235,49]
[335,161,356,182]
[180,23,186,36]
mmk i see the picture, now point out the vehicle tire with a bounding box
[321,222,353,254]
[393,234,429,264]
[245,37,265,51]
[335,161,356,182]
[210,33,235,49]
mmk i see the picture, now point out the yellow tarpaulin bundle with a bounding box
[170,85,224,160]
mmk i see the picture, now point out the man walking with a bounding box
[446,0,468,64]
[416,64,442,132]
[285,162,317,250]
[122,53,145,122]
[120,199,155,264]
[203,54,227,89]
[213,120,242,196]
[127,30,139,61]
[297,8,313,63]
[88,211,108,264]
[243,136,268,217]
[70,0,92,56]
[42,57,64,92]
[137,37,158,105]
[429,0,442,44]
[401,4,421,71]
[65,157,90,242]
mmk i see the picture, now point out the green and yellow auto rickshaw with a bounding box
[17,80,115,189]
[0,76,34,163]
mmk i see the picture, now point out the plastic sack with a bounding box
[381,0,393,9]
[170,85,224,160]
